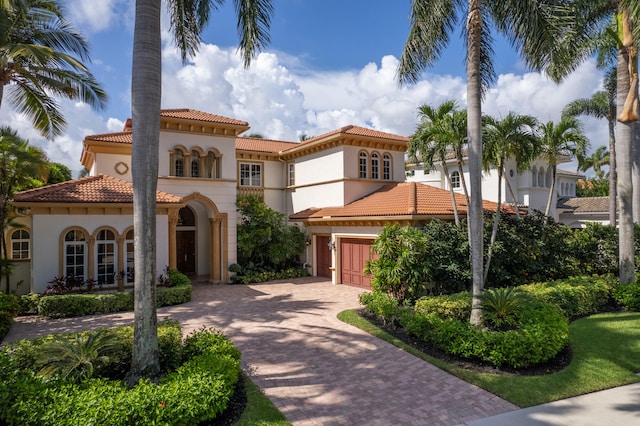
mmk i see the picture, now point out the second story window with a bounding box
[450,171,461,189]
[173,149,184,177]
[240,163,262,187]
[383,154,391,180]
[371,153,380,179]
[288,163,295,186]
[359,152,368,178]
[190,150,200,177]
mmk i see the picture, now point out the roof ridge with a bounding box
[16,174,103,196]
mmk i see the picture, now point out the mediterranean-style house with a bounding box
[7,108,596,296]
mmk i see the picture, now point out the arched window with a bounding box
[359,152,368,179]
[190,150,200,177]
[124,229,134,285]
[450,171,461,189]
[64,229,87,279]
[10,229,29,260]
[95,229,117,286]
[545,167,552,188]
[371,153,380,179]
[383,154,392,180]
[561,183,566,195]
[538,167,545,187]
[204,151,219,178]
[531,167,536,186]
[173,149,185,177]
[178,206,196,226]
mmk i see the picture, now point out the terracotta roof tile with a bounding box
[284,125,409,152]
[159,109,248,126]
[14,174,182,204]
[235,137,299,153]
[290,182,509,220]
[85,131,132,144]
[557,196,608,213]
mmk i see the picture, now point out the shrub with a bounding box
[414,291,471,321]
[0,324,240,426]
[18,294,42,315]
[229,266,309,284]
[612,282,640,311]
[0,293,20,339]
[519,276,613,319]
[403,299,568,368]
[359,290,405,327]
[481,287,523,331]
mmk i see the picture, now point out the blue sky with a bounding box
[0,0,605,176]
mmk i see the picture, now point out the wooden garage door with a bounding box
[340,238,374,289]
[316,235,332,278]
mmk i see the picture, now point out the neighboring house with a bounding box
[557,196,611,228]
[406,154,585,222]
[8,108,509,295]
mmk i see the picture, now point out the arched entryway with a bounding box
[170,193,228,283]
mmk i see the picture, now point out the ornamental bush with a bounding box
[612,282,640,311]
[0,322,240,425]
[414,291,471,321]
[0,293,20,340]
[359,290,406,327]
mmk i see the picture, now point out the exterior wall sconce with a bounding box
[328,237,336,251]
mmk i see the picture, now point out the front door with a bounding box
[176,230,196,275]
[316,235,332,278]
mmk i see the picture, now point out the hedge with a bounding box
[0,293,20,340]
[0,322,241,425]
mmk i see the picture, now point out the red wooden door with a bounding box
[340,238,373,289]
[316,235,332,278]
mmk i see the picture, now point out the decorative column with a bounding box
[210,217,221,283]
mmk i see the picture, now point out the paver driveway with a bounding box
[3,277,517,425]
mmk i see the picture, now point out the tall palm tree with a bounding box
[482,112,538,283]
[563,69,617,224]
[397,0,569,326]
[129,0,273,381]
[541,2,639,284]
[537,117,589,218]
[0,0,107,139]
[409,100,462,226]
[0,126,47,293]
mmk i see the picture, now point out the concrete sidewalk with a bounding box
[460,382,640,426]
[3,278,639,425]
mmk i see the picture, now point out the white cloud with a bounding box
[64,0,132,33]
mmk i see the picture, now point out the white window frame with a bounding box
[95,229,117,286]
[64,230,87,280]
[288,163,295,186]
[450,171,461,189]
[10,229,29,260]
[240,162,262,187]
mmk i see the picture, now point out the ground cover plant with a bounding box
[0,320,244,425]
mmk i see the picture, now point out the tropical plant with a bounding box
[129,0,273,381]
[563,69,617,224]
[0,127,47,293]
[36,330,122,381]
[482,112,538,283]
[481,287,523,331]
[409,100,465,225]
[46,162,72,184]
[0,0,107,139]
[576,145,610,179]
[536,117,589,218]
[398,0,571,326]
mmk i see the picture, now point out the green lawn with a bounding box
[236,373,292,425]
[338,310,640,407]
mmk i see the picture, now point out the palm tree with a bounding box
[409,101,462,226]
[0,0,107,139]
[0,126,47,293]
[482,112,538,283]
[129,0,273,381]
[537,117,589,218]
[563,69,617,224]
[576,145,610,179]
[541,2,639,284]
[397,0,568,326]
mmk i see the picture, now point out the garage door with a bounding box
[340,238,374,289]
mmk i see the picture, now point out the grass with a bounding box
[236,373,292,425]
[338,309,640,407]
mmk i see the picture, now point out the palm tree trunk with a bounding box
[505,176,521,219]
[467,0,484,327]
[443,163,460,226]
[544,165,557,219]
[610,119,618,226]
[483,166,503,284]
[631,121,639,224]
[616,44,635,285]
[128,0,161,382]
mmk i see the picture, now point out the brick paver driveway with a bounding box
[3,277,517,426]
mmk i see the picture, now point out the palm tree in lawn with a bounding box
[397,0,569,326]
[409,100,462,226]
[482,112,538,283]
[537,117,589,219]
[129,0,273,381]
[563,69,617,224]
[0,0,107,139]
[576,145,610,179]
[542,2,639,284]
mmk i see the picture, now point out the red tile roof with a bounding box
[290,182,511,220]
[284,125,409,151]
[13,174,182,204]
[85,131,132,144]
[123,109,248,131]
[557,196,608,213]
[235,137,299,153]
